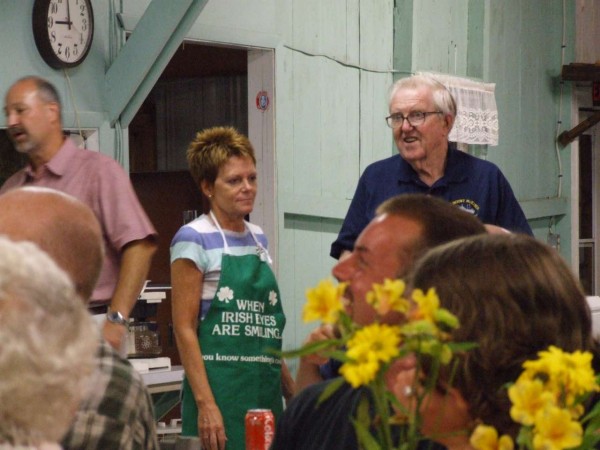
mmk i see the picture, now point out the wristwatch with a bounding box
[106,309,128,327]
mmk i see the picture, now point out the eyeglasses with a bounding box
[385,111,443,128]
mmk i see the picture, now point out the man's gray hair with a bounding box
[388,74,457,118]
[0,236,97,446]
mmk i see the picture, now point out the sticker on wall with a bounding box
[256,91,270,112]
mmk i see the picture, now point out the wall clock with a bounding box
[32,0,94,69]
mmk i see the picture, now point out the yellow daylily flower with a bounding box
[303,279,346,324]
[508,378,555,426]
[522,346,598,406]
[470,424,514,450]
[365,278,410,316]
[532,405,583,450]
[410,287,441,323]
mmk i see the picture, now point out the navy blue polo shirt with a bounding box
[330,145,532,259]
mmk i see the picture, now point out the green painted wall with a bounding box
[0,1,119,162]
[0,0,577,361]
[393,0,573,261]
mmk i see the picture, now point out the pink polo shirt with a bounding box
[0,138,157,303]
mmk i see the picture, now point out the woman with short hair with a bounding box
[171,126,294,450]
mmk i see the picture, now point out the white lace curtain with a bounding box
[418,72,499,146]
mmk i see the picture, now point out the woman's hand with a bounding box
[198,402,227,450]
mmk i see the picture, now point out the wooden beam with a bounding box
[557,111,600,146]
[561,63,600,82]
[104,0,209,127]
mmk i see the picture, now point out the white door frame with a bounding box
[247,49,278,273]
[572,85,600,294]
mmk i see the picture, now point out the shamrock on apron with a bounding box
[181,212,286,449]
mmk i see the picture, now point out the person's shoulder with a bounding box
[98,339,148,393]
[0,171,26,193]
[246,221,265,235]
[293,378,360,409]
[367,153,402,169]
[171,215,224,250]
[361,154,403,178]
[449,147,500,171]
[173,215,216,238]
[66,143,127,172]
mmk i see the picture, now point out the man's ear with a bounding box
[444,113,455,133]
[440,384,473,432]
[446,385,470,415]
[46,101,60,125]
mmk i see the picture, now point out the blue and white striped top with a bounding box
[170,214,268,318]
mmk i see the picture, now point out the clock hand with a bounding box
[66,0,72,30]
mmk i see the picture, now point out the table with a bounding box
[141,365,185,420]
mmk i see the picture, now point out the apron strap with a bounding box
[209,210,273,264]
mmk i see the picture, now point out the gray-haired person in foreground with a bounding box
[0,236,97,448]
[0,187,160,450]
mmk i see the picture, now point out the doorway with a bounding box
[578,119,600,295]
[129,42,277,285]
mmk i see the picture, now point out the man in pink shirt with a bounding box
[2,75,158,351]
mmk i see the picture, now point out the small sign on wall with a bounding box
[256,91,270,112]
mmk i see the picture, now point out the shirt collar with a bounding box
[24,138,78,179]
[397,142,467,186]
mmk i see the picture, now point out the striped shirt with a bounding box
[170,214,268,318]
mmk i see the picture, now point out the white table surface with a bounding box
[141,365,184,394]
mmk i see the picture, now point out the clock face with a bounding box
[33,0,94,69]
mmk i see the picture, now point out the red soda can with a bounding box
[245,408,275,450]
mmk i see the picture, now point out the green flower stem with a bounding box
[372,371,394,449]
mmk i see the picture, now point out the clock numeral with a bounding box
[47,16,54,28]
[82,18,88,32]
[50,30,56,43]
[65,46,71,60]
[50,2,58,14]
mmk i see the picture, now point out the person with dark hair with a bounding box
[296,193,487,391]
[1,75,157,352]
[393,233,599,450]
[331,74,531,261]
[171,126,295,450]
[275,194,486,450]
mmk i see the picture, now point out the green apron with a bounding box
[181,213,285,449]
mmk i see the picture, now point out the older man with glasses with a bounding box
[330,74,531,261]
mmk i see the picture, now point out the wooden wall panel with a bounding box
[277,0,394,353]
[576,0,600,63]
[412,0,469,74]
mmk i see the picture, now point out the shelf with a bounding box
[561,63,600,82]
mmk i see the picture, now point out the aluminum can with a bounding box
[245,408,275,450]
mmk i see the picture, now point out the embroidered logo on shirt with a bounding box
[217,286,234,304]
[269,290,278,306]
[451,199,480,216]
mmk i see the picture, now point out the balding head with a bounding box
[0,187,103,301]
